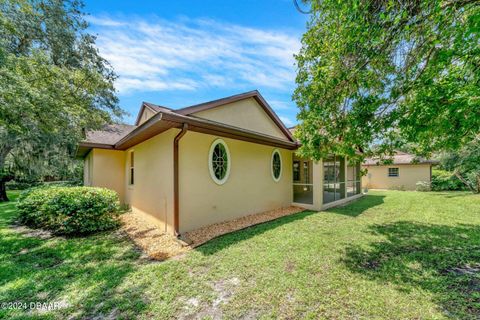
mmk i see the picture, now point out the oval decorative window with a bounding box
[208,139,231,185]
[271,149,282,182]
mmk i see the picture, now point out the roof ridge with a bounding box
[142,102,173,112]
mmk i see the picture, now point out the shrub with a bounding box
[17,187,121,235]
[431,169,466,191]
[416,181,431,192]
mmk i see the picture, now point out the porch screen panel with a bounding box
[293,159,313,204]
[323,155,346,204]
[347,161,361,197]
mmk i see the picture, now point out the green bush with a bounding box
[17,187,121,235]
[431,169,466,191]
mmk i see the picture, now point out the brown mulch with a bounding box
[121,206,305,260]
[183,206,304,248]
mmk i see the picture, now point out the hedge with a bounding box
[431,169,466,191]
[17,187,121,235]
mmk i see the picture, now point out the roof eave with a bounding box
[75,142,115,158]
[115,111,298,151]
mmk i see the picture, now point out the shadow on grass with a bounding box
[326,194,386,217]
[195,210,316,255]
[429,192,476,198]
[0,194,149,319]
[343,221,480,318]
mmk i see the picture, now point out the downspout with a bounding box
[173,123,188,236]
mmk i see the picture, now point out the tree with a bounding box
[293,0,480,161]
[437,137,480,192]
[0,0,123,201]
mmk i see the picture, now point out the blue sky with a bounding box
[83,0,308,127]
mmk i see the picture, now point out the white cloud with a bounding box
[268,100,296,110]
[279,116,296,128]
[88,16,301,94]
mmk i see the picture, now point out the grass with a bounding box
[1,190,480,319]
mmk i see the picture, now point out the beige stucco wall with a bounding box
[178,131,293,233]
[138,107,156,125]
[87,149,126,202]
[362,164,431,190]
[193,97,288,140]
[124,129,177,234]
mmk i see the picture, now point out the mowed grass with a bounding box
[1,191,480,319]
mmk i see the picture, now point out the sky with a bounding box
[83,0,309,127]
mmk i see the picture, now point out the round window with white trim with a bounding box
[208,139,231,185]
[271,149,282,182]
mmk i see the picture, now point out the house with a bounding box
[76,91,363,236]
[362,151,438,190]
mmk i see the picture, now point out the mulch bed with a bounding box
[121,206,305,260]
[183,206,304,248]
[120,213,189,261]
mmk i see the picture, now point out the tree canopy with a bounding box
[294,0,480,160]
[0,0,123,201]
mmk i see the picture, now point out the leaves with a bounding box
[17,186,121,235]
[294,0,480,160]
[0,0,123,189]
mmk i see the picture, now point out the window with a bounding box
[129,151,134,185]
[388,167,399,177]
[293,161,300,181]
[208,139,231,185]
[271,149,282,182]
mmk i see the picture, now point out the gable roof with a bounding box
[134,102,172,126]
[76,91,298,157]
[363,151,439,166]
[175,90,294,142]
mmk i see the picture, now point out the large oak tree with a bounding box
[294,0,480,160]
[0,0,123,201]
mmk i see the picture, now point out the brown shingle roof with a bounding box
[363,151,438,166]
[84,124,136,145]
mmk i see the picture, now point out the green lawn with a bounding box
[1,191,480,319]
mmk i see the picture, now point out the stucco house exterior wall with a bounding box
[124,129,177,234]
[84,148,126,202]
[362,164,432,190]
[178,131,293,233]
[193,97,288,140]
[362,152,437,190]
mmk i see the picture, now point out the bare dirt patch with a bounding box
[11,224,54,240]
[178,277,241,320]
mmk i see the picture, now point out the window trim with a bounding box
[388,167,399,177]
[208,139,231,185]
[271,149,282,182]
[129,150,135,186]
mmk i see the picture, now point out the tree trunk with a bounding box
[0,179,8,202]
[476,174,480,194]
[454,170,475,192]
[0,145,13,202]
